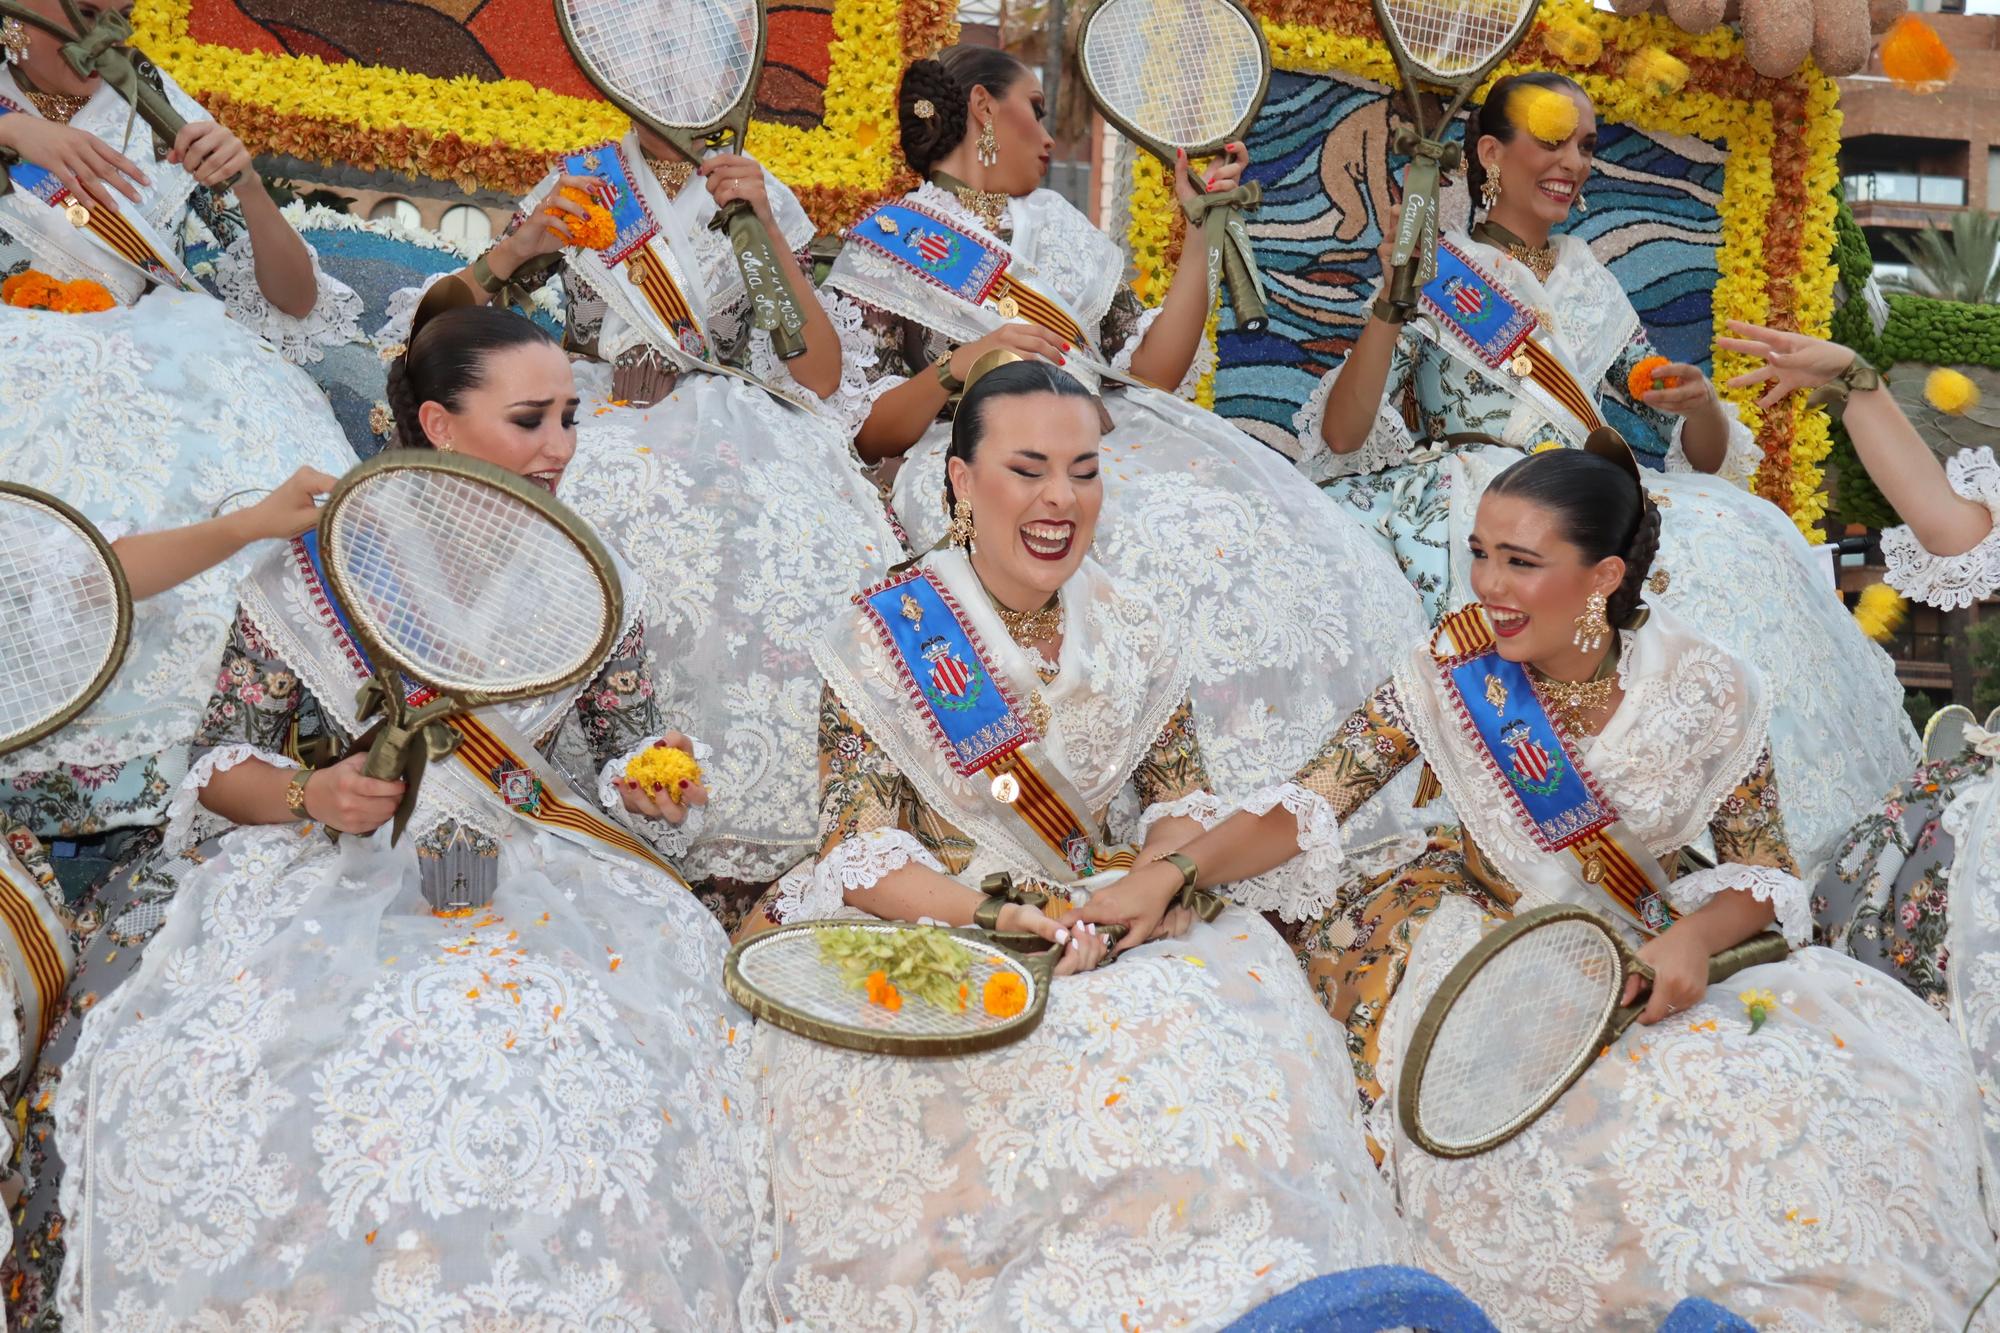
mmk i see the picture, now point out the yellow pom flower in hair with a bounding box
[1925,367,1980,416]
[1623,47,1690,98]
[1543,17,1602,68]
[1852,584,1908,644]
[1509,84,1579,146]
[623,741,704,801]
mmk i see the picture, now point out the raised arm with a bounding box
[110,467,331,600]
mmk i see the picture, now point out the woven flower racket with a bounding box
[0,483,130,758]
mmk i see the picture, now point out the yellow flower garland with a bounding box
[1122,0,1842,535]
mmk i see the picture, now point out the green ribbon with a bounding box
[352,670,464,847]
[1181,180,1267,329]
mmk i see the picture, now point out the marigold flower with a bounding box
[1739,986,1778,1033]
[1,270,61,310]
[1881,15,1956,94]
[624,743,702,799]
[983,971,1027,1018]
[864,969,902,1012]
[557,186,619,251]
[50,279,114,314]
[1627,356,1679,399]
[1509,84,1579,145]
[1924,367,1979,416]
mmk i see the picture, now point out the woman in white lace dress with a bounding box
[384,125,903,898]
[10,307,764,1328]
[0,3,361,838]
[1722,320,2000,1190]
[1299,71,1914,880]
[1079,447,1999,1328]
[749,361,1407,1331]
[815,46,1429,842]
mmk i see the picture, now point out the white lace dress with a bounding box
[1254,605,1999,1327]
[383,136,903,888]
[39,541,765,1327]
[747,550,1408,1330]
[1294,230,1918,883]
[0,68,361,839]
[820,182,1433,864]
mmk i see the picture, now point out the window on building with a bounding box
[369,197,422,229]
[439,205,493,247]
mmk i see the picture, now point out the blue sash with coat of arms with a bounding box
[846,201,1008,308]
[858,567,1030,776]
[1420,241,1535,371]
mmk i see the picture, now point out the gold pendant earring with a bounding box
[1,17,29,65]
[1572,591,1609,653]
[1480,165,1502,212]
[976,118,999,169]
[945,495,976,547]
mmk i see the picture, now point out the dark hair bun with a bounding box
[899,59,967,178]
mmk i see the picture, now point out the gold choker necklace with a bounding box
[991,593,1062,647]
[645,155,695,198]
[931,171,1008,234]
[1474,221,1557,284]
[1527,653,1618,738]
[22,86,87,124]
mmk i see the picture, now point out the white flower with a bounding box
[396,1230,419,1251]
[577,1229,593,1249]
[302,919,321,935]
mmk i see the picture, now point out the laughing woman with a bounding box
[1297,71,1914,880]
[814,44,1430,845]
[1079,445,1997,1329]
[749,359,1407,1331]
[6,307,762,1327]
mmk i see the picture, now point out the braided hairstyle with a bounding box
[942,359,1098,514]
[1484,447,1661,629]
[385,304,559,451]
[897,45,1031,178]
[1463,71,1588,215]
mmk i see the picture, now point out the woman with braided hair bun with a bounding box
[1300,71,1917,886]
[816,44,1433,863]
[1074,444,1998,1328]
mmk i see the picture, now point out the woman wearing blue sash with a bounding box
[748,358,1407,1330]
[4,306,765,1326]
[0,3,361,841]
[1720,321,2000,1189]
[1298,71,1914,881]
[382,121,903,901]
[814,45,1430,839]
[1077,446,1997,1327]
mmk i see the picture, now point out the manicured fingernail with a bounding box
[1054,927,1069,945]
[1058,355,1067,365]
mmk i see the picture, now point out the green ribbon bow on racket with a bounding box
[1181,180,1267,331]
[350,668,465,847]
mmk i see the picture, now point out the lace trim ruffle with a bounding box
[1292,362,1416,482]
[210,232,364,366]
[1222,782,1346,922]
[1663,396,1760,488]
[1109,304,1213,401]
[1663,862,1812,947]
[813,287,899,446]
[594,737,713,862]
[162,743,298,853]
[775,828,946,923]
[1135,790,1225,844]
[1882,446,2000,612]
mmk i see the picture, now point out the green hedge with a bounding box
[1879,292,2000,365]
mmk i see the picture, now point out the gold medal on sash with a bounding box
[1509,351,1533,378]
[64,200,90,228]
[993,293,1020,320]
[990,773,1021,804]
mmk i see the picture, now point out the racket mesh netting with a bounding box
[1414,917,1622,1150]
[560,0,756,129]
[328,472,609,697]
[1082,0,1263,150]
[0,496,119,750]
[737,924,1040,1039]
[1378,0,1536,80]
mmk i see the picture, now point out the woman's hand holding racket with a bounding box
[239,467,337,542]
[302,753,406,835]
[1068,861,1185,954]
[1620,926,1711,1024]
[1172,141,1249,210]
[169,121,254,190]
[948,325,1070,378]
[698,153,775,228]
[998,901,1110,975]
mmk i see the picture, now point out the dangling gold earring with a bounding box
[1,17,30,65]
[1479,164,1502,213]
[945,496,975,547]
[975,118,999,169]
[1572,591,1609,653]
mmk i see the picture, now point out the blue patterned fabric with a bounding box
[1222,1267,1756,1332]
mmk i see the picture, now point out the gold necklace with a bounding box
[1473,220,1557,284]
[931,171,1008,235]
[1527,657,1617,738]
[22,85,87,124]
[645,154,695,198]
[990,593,1062,648]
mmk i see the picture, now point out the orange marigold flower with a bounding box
[1881,15,1956,94]
[983,972,1027,1018]
[864,969,903,1012]
[1627,356,1678,399]
[557,186,619,251]
[2,270,61,310]
[50,278,114,314]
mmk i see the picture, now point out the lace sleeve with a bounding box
[1882,446,2000,611]
[572,619,666,772]
[1293,333,1419,482]
[1098,285,1148,363]
[1672,744,1811,944]
[814,288,938,443]
[1607,328,1760,485]
[209,230,365,366]
[1107,297,1215,400]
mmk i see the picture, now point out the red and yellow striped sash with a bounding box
[992,272,1083,347]
[0,861,66,1054]
[623,245,702,349]
[982,749,1135,875]
[1567,829,1675,927]
[1519,337,1605,435]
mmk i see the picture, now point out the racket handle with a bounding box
[1706,931,1789,985]
[718,202,810,361]
[1219,235,1267,333]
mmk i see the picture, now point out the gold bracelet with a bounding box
[284,769,313,817]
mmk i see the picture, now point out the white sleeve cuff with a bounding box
[1292,363,1417,482]
[773,828,946,923]
[1222,781,1347,922]
[814,288,901,449]
[212,233,365,366]
[596,737,713,860]
[1109,303,1213,400]
[1882,446,2000,611]
[163,743,298,852]
[1664,863,1812,947]
[1664,396,1760,487]
[1135,790,1225,844]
